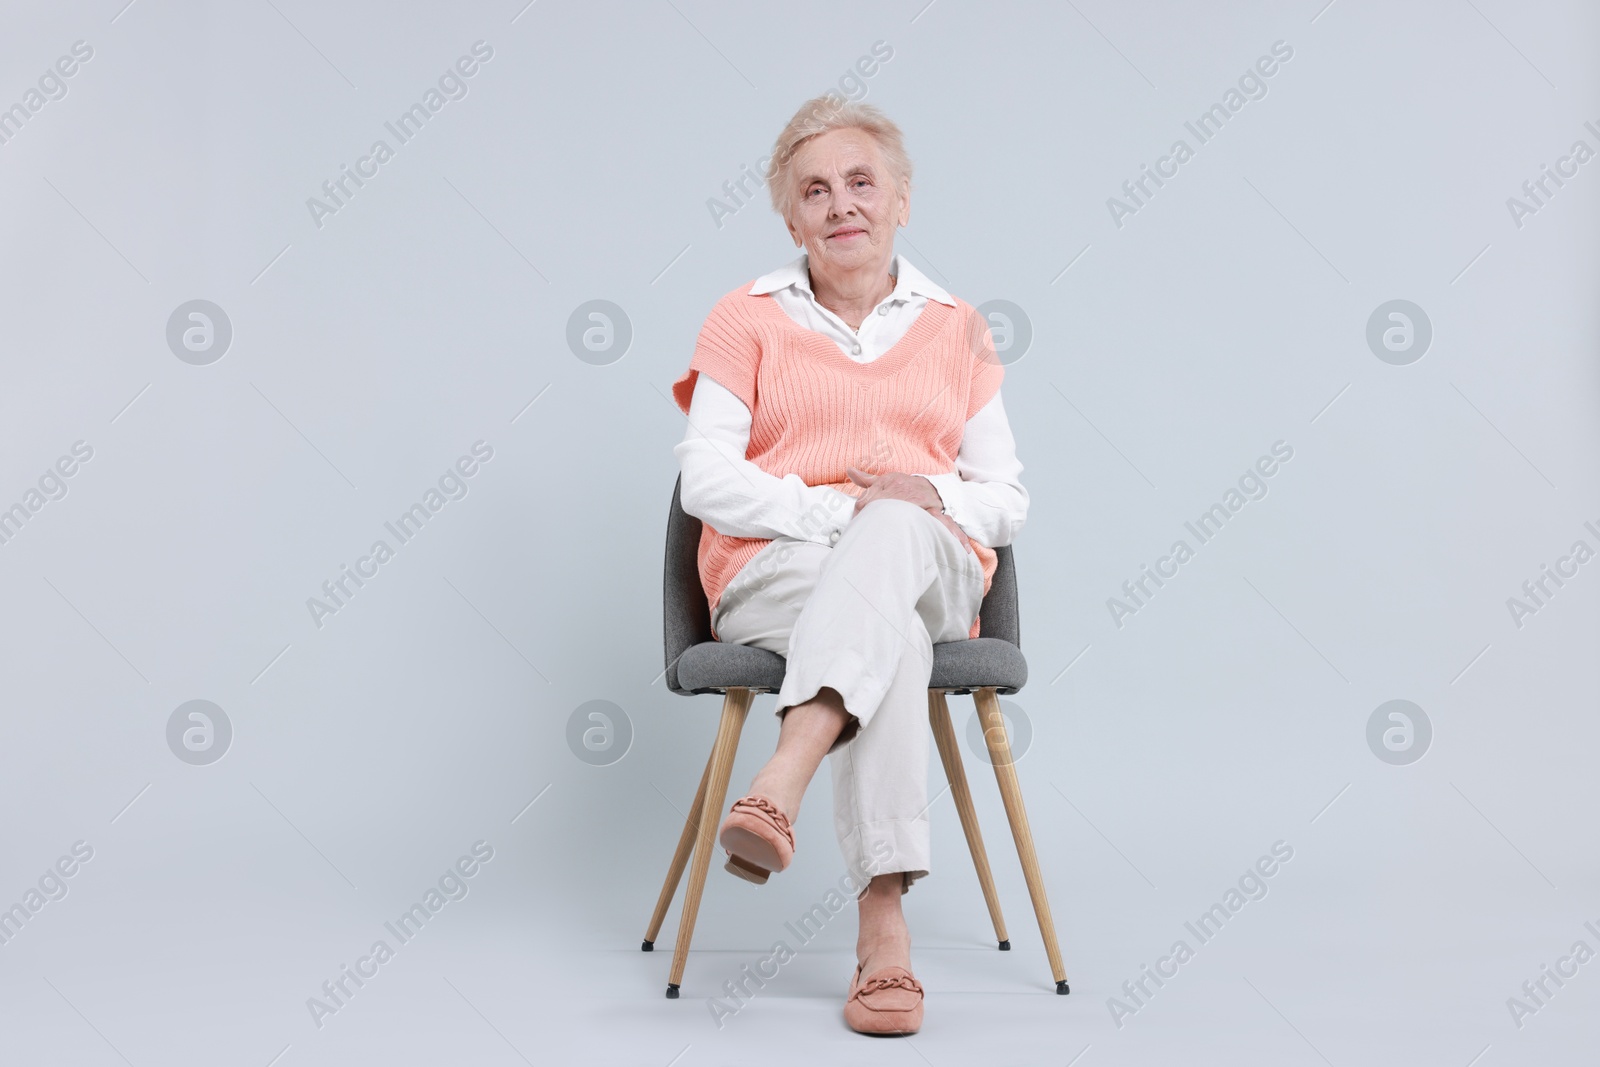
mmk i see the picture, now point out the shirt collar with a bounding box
[749,252,955,307]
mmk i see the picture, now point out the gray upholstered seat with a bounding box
[664,474,1027,697]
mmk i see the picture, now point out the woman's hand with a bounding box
[845,466,972,549]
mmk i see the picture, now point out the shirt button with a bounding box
[877,305,889,315]
[851,343,862,355]
[829,529,841,544]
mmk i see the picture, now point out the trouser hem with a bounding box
[838,817,931,897]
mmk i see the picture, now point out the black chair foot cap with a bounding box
[665,984,680,999]
[641,939,654,952]
[997,939,1010,951]
[1056,980,1070,995]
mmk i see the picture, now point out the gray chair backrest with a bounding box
[664,474,1019,694]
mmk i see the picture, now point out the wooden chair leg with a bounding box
[928,689,1010,949]
[642,740,716,950]
[665,686,752,998]
[974,686,1070,994]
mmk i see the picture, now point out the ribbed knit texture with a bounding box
[673,282,1005,640]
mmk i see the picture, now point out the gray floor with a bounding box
[3,683,1595,1066]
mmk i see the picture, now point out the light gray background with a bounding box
[1,1,1597,1064]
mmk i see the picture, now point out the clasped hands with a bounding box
[844,466,971,550]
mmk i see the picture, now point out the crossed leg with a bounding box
[712,498,984,978]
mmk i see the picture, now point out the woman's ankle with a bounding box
[856,920,912,969]
[856,875,909,932]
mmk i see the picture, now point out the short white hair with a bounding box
[765,95,912,219]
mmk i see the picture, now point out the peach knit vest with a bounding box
[672,281,1004,641]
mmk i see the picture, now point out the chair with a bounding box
[644,474,1069,998]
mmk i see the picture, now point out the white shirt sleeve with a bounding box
[676,374,1028,550]
[920,389,1030,549]
[674,373,856,545]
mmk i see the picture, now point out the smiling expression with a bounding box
[784,127,910,275]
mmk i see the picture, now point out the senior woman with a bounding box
[670,96,1027,1035]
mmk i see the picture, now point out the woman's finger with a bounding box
[934,510,971,550]
[845,466,875,486]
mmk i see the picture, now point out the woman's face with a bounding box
[784,128,909,279]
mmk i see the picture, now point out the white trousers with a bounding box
[710,498,985,894]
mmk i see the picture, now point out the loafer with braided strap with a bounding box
[844,962,924,1035]
[717,794,794,884]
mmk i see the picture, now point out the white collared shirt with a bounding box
[675,252,1028,549]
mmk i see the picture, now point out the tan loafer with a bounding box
[718,795,794,884]
[844,962,924,1035]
